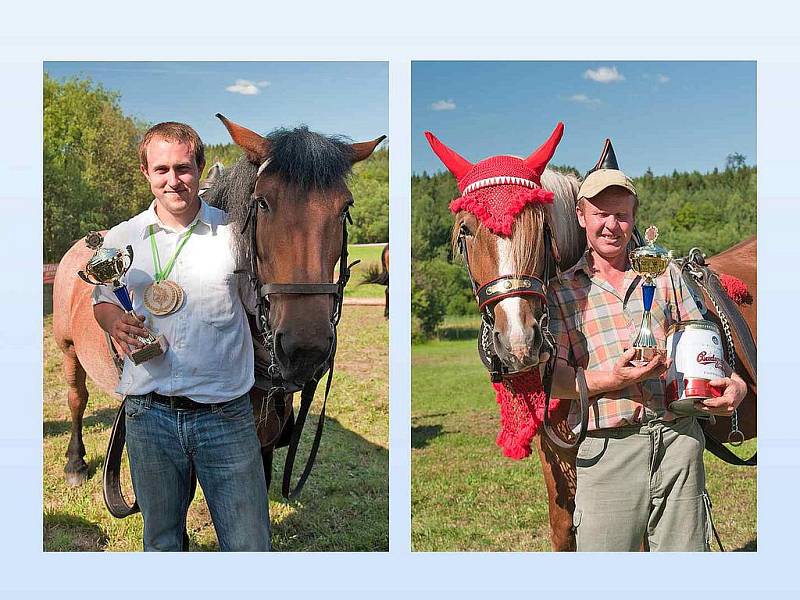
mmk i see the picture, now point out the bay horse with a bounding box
[425,129,757,551]
[53,116,385,510]
[363,243,389,317]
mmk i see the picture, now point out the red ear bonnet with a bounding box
[424,123,565,236]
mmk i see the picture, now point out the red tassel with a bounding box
[719,274,752,305]
[492,370,561,460]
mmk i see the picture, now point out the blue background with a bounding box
[1,0,799,595]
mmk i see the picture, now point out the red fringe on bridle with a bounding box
[449,186,554,236]
[493,369,561,460]
[719,273,752,306]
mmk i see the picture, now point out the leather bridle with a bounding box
[241,162,359,499]
[456,218,590,449]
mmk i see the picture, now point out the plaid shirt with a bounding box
[547,250,704,431]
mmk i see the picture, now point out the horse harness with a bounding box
[676,248,757,467]
[102,172,359,518]
[456,221,591,450]
[240,161,359,499]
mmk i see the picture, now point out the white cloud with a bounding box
[431,99,456,111]
[225,79,271,95]
[568,93,601,105]
[656,74,670,84]
[583,66,625,84]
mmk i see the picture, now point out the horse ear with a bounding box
[524,122,565,178]
[351,135,387,163]
[424,131,473,181]
[216,113,271,164]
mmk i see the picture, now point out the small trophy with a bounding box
[78,231,167,365]
[629,225,672,365]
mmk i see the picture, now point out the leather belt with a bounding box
[149,392,216,411]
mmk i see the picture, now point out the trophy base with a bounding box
[131,335,168,365]
[628,346,665,367]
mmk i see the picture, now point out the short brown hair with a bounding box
[139,122,205,170]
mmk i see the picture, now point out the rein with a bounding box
[241,174,358,499]
[457,222,590,451]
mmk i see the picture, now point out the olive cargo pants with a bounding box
[574,417,711,552]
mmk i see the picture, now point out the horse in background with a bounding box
[362,244,389,317]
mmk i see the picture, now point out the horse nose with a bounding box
[273,328,334,373]
[494,325,542,369]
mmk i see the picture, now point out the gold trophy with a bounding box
[629,225,672,365]
[78,231,168,365]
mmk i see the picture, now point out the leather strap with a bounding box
[102,403,139,518]
[541,364,590,450]
[702,426,757,466]
[103,398,199,519]
[476,275,547,311]
[261,282,341,295]
[282,346,336,499]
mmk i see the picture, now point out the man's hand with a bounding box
[110,313,149,355]
[94,302,149,356]
[611,348,669,387]
[695,370,748,417]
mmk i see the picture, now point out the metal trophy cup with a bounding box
[629,225,672,365]
[78,231,167,365]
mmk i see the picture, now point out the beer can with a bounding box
[665,320,726,416]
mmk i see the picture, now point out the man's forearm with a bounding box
[550,360,626,400]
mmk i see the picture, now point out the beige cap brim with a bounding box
[579,169,637,200]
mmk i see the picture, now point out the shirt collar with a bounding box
[558,249,592,282]
[140,198,214,237]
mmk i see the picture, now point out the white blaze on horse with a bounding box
[53,116,385,508]
[425,125,757,551]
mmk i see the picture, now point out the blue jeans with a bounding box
[124,393,270,551]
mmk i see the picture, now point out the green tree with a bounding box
[44,74,151,261]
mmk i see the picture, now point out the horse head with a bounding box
[426,123,582,374]
[216,114,385,386]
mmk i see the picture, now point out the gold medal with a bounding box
[143,280,183,316]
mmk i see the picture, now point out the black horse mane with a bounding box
[202,126,355,262]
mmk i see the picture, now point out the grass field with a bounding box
[411,315,757,552]
[43,303,388,552]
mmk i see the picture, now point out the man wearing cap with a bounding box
[546,140,747,551]
[92,122,270,552]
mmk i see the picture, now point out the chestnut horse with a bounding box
[429,138,756,551]
[53,116,385,501]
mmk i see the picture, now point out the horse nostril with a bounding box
[273,332,288,364]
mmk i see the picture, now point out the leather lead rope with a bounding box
[282,344,336,499]
[102,403,139,518]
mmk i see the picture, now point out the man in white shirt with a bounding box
[93,122,269,551]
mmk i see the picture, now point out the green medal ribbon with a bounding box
[149,223,197,283]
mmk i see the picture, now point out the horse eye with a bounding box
[460,222,474,237]
[255,196,270,211]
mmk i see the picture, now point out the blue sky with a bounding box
[45,61,388,145]
[413,61,756,177]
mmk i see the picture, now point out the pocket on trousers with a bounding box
[213,395,252,421]
[124,395,147,419]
